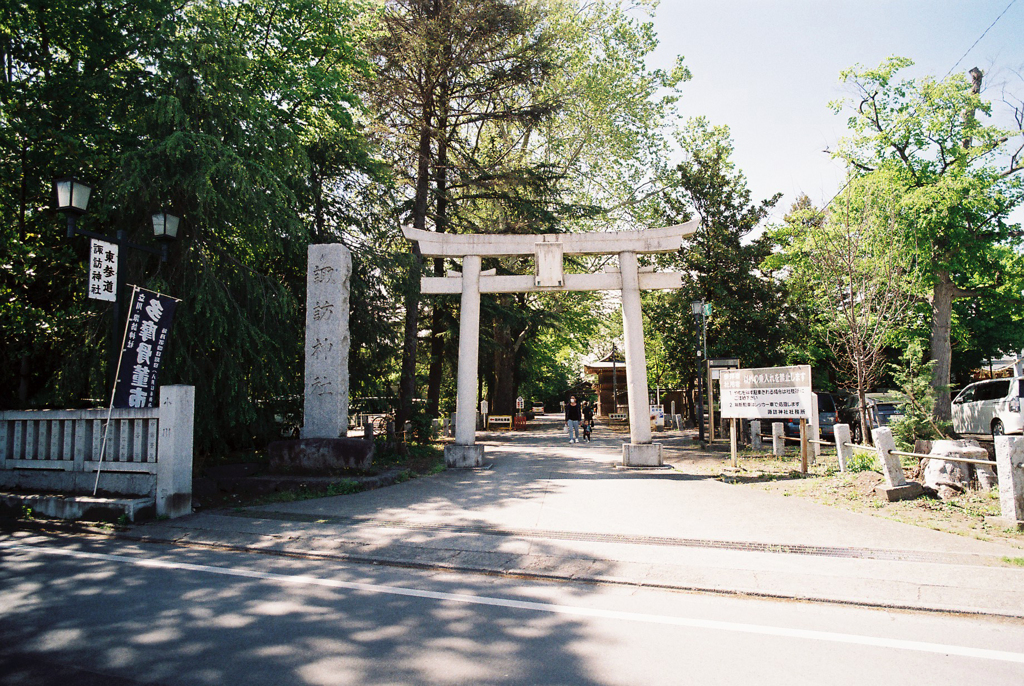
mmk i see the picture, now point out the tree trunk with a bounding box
[929,272,956,421]
[425,93,450,418]
[491,300,516,414]
[18,354,29,405]
[395,114,433,431]
[426,300,447,417]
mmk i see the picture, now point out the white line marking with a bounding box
[3,541,1023,664]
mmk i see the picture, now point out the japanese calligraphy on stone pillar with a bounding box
[113,286,179,408]
[88,238,118,302]
[302,244,351,438]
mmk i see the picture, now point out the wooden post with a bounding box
[730,418,738,468]
[799,418,808,474]
[708,362,715,442]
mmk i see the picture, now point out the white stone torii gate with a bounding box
[404,220,697,468]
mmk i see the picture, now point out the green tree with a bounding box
[657,118,787,422]
[364,0,556,426]
[1,0,174,407]
[830,57,1024,419]
[2,0,382,457]
[474,0,689,414]
[769,177,919,442]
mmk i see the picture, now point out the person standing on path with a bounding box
[565,395,582,443]
[581,400,594,442]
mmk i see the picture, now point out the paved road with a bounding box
[2,532,1023,685]
[136,419,1024,616]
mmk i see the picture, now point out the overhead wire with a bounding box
[818,0,1019,214]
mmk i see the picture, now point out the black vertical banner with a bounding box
[112,287,179,408]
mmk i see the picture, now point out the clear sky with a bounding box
[643,0,1024,226]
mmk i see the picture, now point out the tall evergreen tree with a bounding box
[364,0,556,426]
[657,118,787,419]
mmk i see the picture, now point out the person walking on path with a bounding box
[565,395,582,443]
[581,400,594,442]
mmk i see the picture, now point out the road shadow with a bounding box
[0,532,633,685]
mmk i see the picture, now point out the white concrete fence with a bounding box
[0,385,194,518]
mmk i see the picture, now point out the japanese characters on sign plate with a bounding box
[719,365,814,420]
[88,238,118,302]
[112,286,179,409]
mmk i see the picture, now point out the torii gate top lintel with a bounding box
[402,220,698,258]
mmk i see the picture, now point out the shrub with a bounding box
[846,449,878,472]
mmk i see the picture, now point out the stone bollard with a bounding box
[675,414,683,431]
[751,420,762,451]
[834,423,851,472]
[155,385,195,519]
[363,422,373,441]
[772,422,785,457]
[994,436,1024,530]
[872,427,923,502]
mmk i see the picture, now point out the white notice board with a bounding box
[719,365,813,420]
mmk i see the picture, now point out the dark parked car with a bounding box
[783,392,839,440]
[837,391,907,443]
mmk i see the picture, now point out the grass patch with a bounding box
[1002,556,1024,567]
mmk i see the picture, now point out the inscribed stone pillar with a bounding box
[301,244,351,439]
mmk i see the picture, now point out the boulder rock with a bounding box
[922,439,991,499]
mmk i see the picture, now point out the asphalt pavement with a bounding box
[129,415,1024,617]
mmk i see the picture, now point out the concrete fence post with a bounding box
[155,385,194,518]
[872,426,923,502]
[872,427,904,486]
[751,420,762,451]
[772,422,785,457]
[834,423,852,472]
[994,436,1024,530]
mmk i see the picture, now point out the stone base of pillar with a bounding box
[875,482,924,502]
[445,444,484,468]
[622,443,663,467]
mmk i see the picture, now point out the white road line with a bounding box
[3,541,1023,664]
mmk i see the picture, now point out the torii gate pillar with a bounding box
[448,255,485,467]
[619,251,661,465]
[404,221,696,468]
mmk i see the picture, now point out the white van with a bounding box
[951,377,1024,438]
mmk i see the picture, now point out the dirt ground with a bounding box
[661,438,1024,551]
